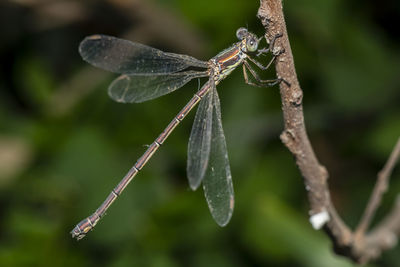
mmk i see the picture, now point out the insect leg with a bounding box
[242,61,283,87]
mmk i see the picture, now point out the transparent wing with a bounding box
[108,71,208,103]
[79,35,208,75]
[202,88,234,226]
[187,80,213,190]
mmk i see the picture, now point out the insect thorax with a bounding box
[210,42,247,84]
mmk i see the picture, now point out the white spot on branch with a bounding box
[309,210,330,230]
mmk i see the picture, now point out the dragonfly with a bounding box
[71,27,284,240]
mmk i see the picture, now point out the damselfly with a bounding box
[71,27,283,240]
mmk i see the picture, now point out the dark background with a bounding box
[1,0,399,266]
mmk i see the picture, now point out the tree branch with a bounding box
[355,138,400,237]
[257,0,400,263]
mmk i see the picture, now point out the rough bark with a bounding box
[257,0,400,263]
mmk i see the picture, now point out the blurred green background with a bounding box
[1,0,399,266]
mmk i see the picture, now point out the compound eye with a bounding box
[236,27,248,40]
[247,38,258,52]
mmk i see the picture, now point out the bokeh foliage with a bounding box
[0,0,399,266]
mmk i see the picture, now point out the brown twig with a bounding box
[257,0,400,263]
[355,138,400,237]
